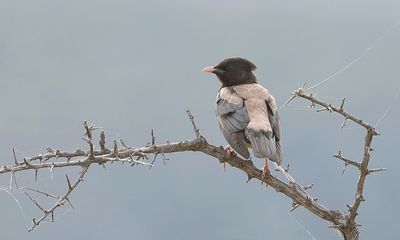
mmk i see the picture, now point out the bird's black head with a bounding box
[202,57,257,87]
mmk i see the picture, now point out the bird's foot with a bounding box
[261,162,270,190]
[221,145,234,172]
[224,145,235,156]
[222,145,234,172]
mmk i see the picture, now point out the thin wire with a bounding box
[289,213,317,240]
[375,87,400,127]
[308,17,400,90]
[342,126,363,130]
[0,185,27,220]
[279,95,297,112]
[286,104,312,109]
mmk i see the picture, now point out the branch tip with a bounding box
[368,168,387,174]
[186,109,201,138]
[151,129,155,146]
[99,131,106,151]
[25,192,46,212]
[113,140,118,157]
[246,174,253,183]
[340,98,346,109]
[12,148,19,166]
[66,174,72,190]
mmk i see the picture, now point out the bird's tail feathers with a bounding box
[275,140,282,165]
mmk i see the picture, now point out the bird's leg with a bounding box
[222,145,235,172]
[224,145,235,155]
[261,159,270,189]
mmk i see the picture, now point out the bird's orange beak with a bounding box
[201,66,215,73]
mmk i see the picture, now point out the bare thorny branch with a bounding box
[2,121,155,232]
[0,87,385,239]
[280,85,386,239]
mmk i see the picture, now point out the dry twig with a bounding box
[0,90,385,239]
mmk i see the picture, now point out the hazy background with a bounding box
[0,0,399,239]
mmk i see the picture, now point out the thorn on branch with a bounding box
[342,164,348,176]
[25,192,46,213]
[128,156,136,167]
[135,152,148,161]
[55,150,61,158]
[275,164,289,172]
[12,148,19,166]
[151,129,155,146]
[46,147,55,154]
[368,168,387,174]
[356,194,365,202]
[23,158,33,167]
[66,174,72,190]
[246,174,253,183]
[148,154,157,169]
[340,98,346,110]
[27,188,59,199]
[13,172,18,189]
[119,138,129,149]
[30,218,37,231]
[99,131,106,152]
[316,104,333,113]
[159,151,169,165]
[9,172,18,190]
[280,82,306,112]
[290,202,301,213]
[83,121,95,159]
[186,109,201,138]
[303,184,314,191]
[83,121,92,139]
[341,118,348,129]
[65,198,75,210]
[113,140,118,157]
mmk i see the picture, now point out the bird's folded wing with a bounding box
[216,88,250,159]
[267,97,282,163]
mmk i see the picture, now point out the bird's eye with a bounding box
[225,66,233,71]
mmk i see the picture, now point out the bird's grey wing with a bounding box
[267,101,282,164]
[216,90,250,159]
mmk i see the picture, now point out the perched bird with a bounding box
[202,57,282,177]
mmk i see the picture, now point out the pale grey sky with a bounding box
[0,1,399,239]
